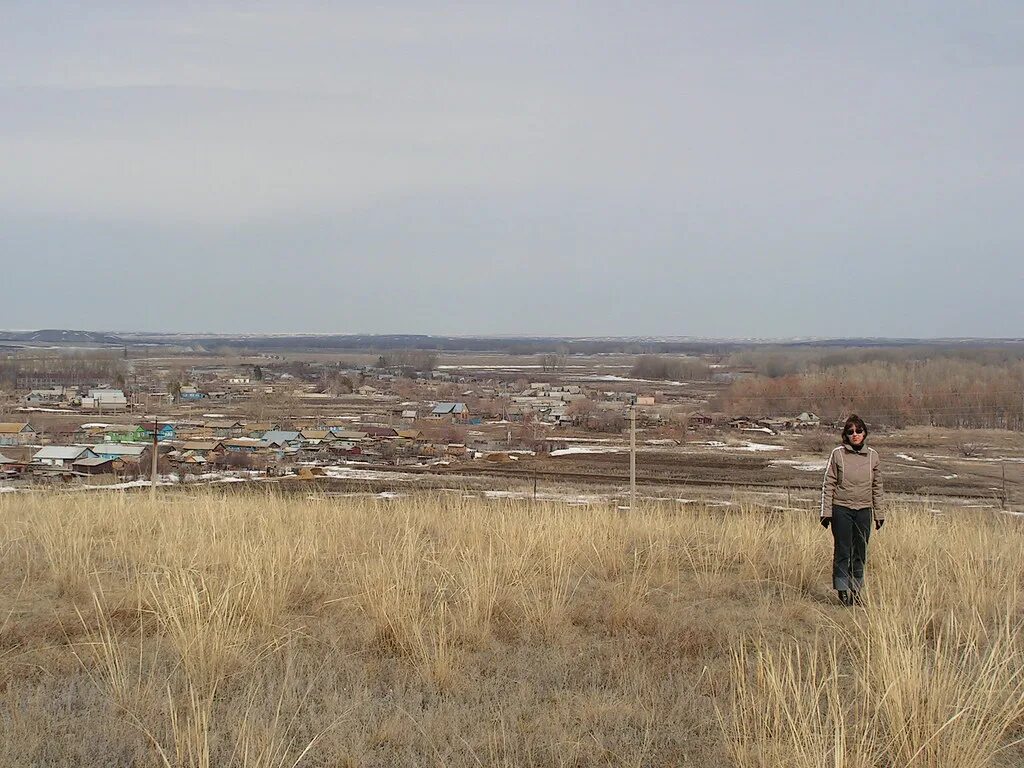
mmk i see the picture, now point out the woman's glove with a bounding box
[875,519,884,531]
[820,518,831,529]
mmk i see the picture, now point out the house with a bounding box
[205,420,244,438]
[794,412,821,428]
[0,423,36,446]
[261,430,302,448]
[688,412,714,429]
[0,452,22,477]
[401,410,418,420]
[24,387,70,405]
[139,422,177,441]
[357,385,379,396]
[244,422,277,439]
[330,429,368,441]
[178,440,225,456]
[728,417,758,430]
[72,456,119,475]
[223,438,267,453]
[32,446,98,467]
[300,429,334,442]
[179,386,206,401]
[92,443,148,461]
[81,388,128,411]
[103,425,145,443]
[359,425,398,439]
[430,402,469,422]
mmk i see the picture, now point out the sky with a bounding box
[1,1,1023,338]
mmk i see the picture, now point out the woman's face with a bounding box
[845,424,865,446]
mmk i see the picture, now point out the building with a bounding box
[72,456,119,475]
[179,386,206,401]
[81,389,128,411]
[103,425,145,443]
[794,412,821,428]
[205,420,244,438]
[139,422,177,441]
[430,402,469,422]
[24,388,71,405]
[223,438,267,453]
[0,423,37,446]
[262,430,301,448]
[92,443,147,460]
[32,446,98,467]
[688,412,714,429]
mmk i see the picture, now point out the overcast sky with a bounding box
[2,2,1022,338]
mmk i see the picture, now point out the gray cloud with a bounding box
[2,2,1022,337]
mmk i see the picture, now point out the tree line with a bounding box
[718,358,1024,429]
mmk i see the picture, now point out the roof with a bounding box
[262,430,301,444]
[0,453,18,464]
[91,443,147,457]
[33,446,94,460]
[330,429,368,440]
[244,422,276,432]
[180,441,223,451]
[0,422,32,434]
[431,403,468,415]
[223,438,269,448]
[73,457,115,467]
[300,430,331,440]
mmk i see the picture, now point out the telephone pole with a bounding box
[150,415,159,501]
[629,396,637,511]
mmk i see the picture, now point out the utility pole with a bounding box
[150,415,159,502]
[1002,462,1007,510]
[629,396,637,512]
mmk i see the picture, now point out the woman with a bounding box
[820,414,884,606]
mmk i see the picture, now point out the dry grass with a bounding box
[0,490,1022,766]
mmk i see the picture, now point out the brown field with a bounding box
[2,490,1024,766]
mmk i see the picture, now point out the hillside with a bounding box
[1,491,1023,766]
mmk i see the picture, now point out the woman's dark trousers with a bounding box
[831,505,872,591]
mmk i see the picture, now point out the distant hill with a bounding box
[0,329,123,345]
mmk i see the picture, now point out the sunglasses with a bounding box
[845,427,864,436]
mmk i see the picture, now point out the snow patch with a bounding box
[550,446,623,457]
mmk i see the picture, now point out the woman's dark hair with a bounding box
[841,414,868,446]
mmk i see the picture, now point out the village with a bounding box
[0,350,830,490]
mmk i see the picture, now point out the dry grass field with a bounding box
[2,490,1024,767]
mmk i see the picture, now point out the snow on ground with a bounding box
[568,374,689,385]
[481,490,606,505]
[437,364,587,370]
[728,442,785,452]
[549,446,623,457]
[895,453,917,462]
[770,459,828,472]
[742,427,775,434]
[321,465,421,482]
[701,440,783,452]
[16,407,76,413]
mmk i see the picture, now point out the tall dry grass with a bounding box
[0,489,1021,766]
